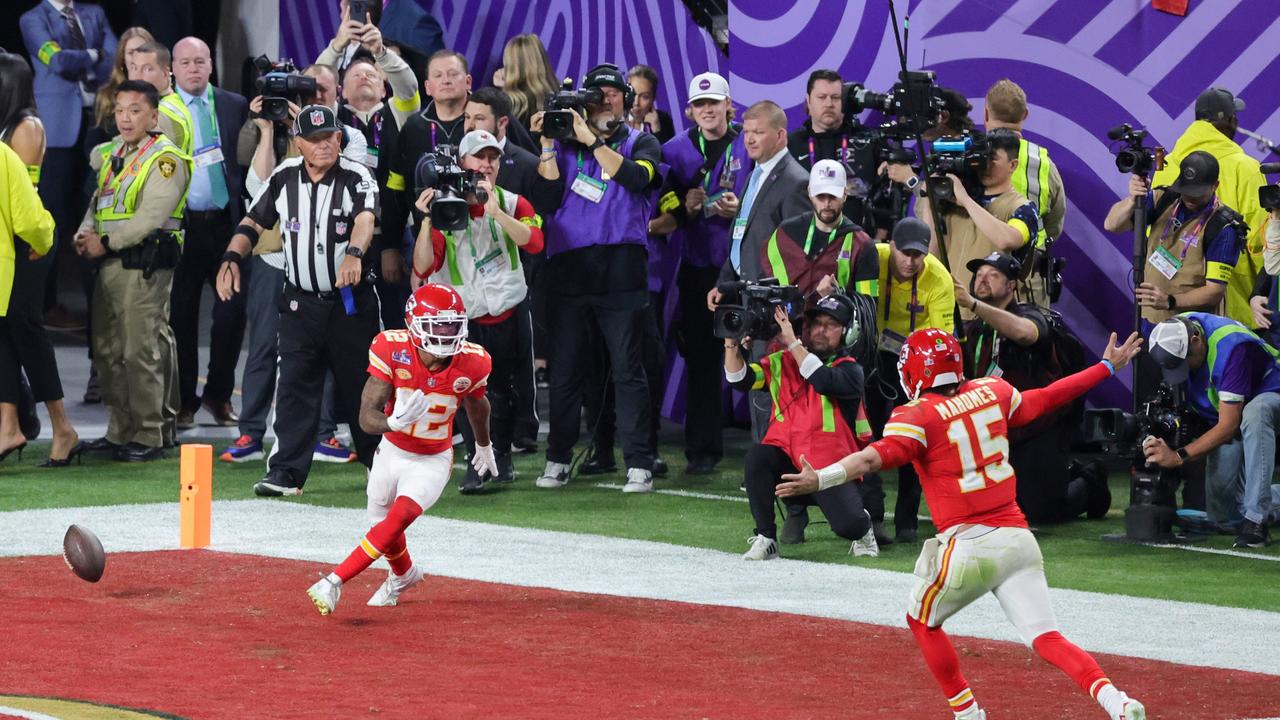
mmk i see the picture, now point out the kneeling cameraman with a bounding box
[1145,313,1280,548]
[955,252,1109,523]
[725,295,878,560]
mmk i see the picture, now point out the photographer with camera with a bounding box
[397,51,472,205]
[216,104,381,496]
[1103,152,1243,329]
[409,130,543,492]
[318,0,422,128]
[1145,314,1280,548]
[1151,88,1268,328]
[954,252,1109,523]
[869,217,955,542]
[528,63,662,493]
[725,295,878,560]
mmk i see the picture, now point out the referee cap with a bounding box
[295,104,341,138]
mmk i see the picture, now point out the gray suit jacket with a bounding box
[720,150,811,283]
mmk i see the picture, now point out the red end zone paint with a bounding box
[0,551,1274,719]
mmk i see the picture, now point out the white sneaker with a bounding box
[306,577,341,615]
[536,461,570,488]
[742,534,778,560]
[850,510,880,557]
[367,565,424,607]
[622,467,654,493]
[1116,695,1146,720]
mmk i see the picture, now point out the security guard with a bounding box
[129,42,195,156]
[75,80,192,462]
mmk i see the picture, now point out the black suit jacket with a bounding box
[212,87,249,219]
[497,141,562,218]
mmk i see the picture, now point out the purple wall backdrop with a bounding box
[731,0,1280,406]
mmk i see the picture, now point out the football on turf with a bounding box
[63,524,106,583]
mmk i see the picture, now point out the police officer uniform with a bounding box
[80,130,192,461]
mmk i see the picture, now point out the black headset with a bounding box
[583,63,636,112]
[810,293,877,359]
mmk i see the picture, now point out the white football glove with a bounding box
[472,443,498,478]
[387,389,431,432]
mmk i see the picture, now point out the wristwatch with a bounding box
[588,138,606,152]
[1167,294,1178,310]
[1176,447,1189,462]
[344,246,364,259]
[904,175,920,191]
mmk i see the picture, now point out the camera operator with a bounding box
[786,70,882,230]
[869,217,955,542]
[397,51,472,208]
[1151,88,1268,327]
[528,63,662,493]
[913,128,1040,313]
[726,296,879,560]
[318,0,422,128]
[954,252,1109,523]
[410,129,543,493]
[1145,314,1280,548]
[1103,152,1243,330]
[984,79,1065,306]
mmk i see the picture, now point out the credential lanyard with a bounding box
[697,131,733,191]
[103,134,161,189]
[883,273,920,333]
[809,133,848,165]
[803,217,838,256]
[1158,198,1218,261]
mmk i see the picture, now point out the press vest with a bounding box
[1182,312,1280,421]
[661,125,752,268]
[158,92,195,156]
[1013,138,1053,248]
[763,219,876,298]
[1144,191,1219,323]
[755,350,873,469]
[545,128,651,256]
[92,134,191,241]
[429,187,531,319]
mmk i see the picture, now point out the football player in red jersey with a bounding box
[306,284,495,615]
[778,328,1148,720]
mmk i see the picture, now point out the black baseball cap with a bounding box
[295,104,341,138]
[1169,150,1219,197]
[1194,87,1244,122]
[807,294,852,328]
[892,217,932,255]
[966,251,1021,280]
[583,64,629,94]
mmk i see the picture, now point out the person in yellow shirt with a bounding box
[0,140,54,462]
[1152,88,1267,327]
[871,217,955,543]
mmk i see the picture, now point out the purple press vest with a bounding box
[662,125,754,268]
[545,127,651,257]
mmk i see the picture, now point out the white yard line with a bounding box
[2,500,1278,677]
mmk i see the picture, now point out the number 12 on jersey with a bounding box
[945,405,1014,493]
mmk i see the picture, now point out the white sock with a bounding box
[325,572,343,586]
[954,703,983,720]
[1095,682,1125,716]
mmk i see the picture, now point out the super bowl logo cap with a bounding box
[687,72,730,103]
[808,159,847,197]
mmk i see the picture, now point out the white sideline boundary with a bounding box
[2,500,1278,678]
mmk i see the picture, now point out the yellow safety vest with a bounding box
[93,134,192,241]
[1013,138,1053,249]
[159,92,195,156]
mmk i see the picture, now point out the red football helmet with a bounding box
[897,328,964,401]
[405,283,468,356]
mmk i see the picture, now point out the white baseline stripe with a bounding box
[2,501,1277,677]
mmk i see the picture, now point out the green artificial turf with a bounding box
[3,438,1278,613]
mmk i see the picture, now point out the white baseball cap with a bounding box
[808,159,847,198]
[1148,318,1192,385]
[458,129,503,158]
[688,72,730,103]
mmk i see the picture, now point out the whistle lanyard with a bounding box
[103,134,160,188]
[809,133,848,165]
[1158,198,1217,261]
[697,131,733,191]
[803,217,838,256]
[883,273,920,333]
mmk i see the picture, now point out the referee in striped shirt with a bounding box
[217,105,381,496]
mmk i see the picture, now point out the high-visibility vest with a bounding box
[1013,137,1053,249]
[159,92,195,156]
[92,134,192,241]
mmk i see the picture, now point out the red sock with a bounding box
[1032,631,1107,696]
[907,615,976,714]
[382,534,414,575]
[334,496,423,582]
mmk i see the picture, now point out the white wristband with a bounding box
[787,340,802,351]
[816,463,848,491]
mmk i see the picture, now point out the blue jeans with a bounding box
[1205,392,1280,525]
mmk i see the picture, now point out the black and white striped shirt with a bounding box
[247,156,380,292]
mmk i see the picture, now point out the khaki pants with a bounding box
[92,258,177,448]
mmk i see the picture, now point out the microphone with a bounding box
[1106,123,1133,141]
[1260,162,1280,175]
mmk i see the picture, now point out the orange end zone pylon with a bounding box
[180,444,212,549]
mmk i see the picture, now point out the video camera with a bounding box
[1106,123,1165,176]
[1083,383,1186,541]
[415,145,489,233]
[252,56,317,124]
[713,279,803,341]
[1258,162,1280,211]
[543,80,604,141]
[924,133,990,203]
[842,70,944,137]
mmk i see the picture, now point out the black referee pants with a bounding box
[172,208,247,409]
[744,444,870,541]
[268,284,380,485]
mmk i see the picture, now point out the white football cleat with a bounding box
[954,705,985,720]
[536,461,570,489]
[367,565,424,607]
[742,534,778,560]
[1116,695,1146,720]
[622,467,654,493]
[306,577,341,615]
[850,511,880,557]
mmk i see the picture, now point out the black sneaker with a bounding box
[459,465,485,494]
[490,454,515,484]
[254,470,303,497]
[872,521,894,546]
[652,457,669,477]
[895,527,919,543]
[578,451,617,476]
[512,436,538,454]
[780,506,809,545]
[1234,519,1271,548]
